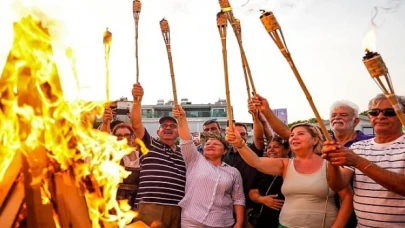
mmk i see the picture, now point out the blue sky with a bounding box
[0,0,404,123]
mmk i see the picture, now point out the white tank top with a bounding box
[279,159,337,228]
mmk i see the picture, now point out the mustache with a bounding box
[163,130,173,134]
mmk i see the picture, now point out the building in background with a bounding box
[99,98,255,141]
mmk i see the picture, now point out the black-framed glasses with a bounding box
[115,133,133,138]
[240,132,247,137]
[160,124,178,129]
[368,108,396,117]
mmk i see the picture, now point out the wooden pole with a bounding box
[260,11,331,141]
[103,28,113,132]
[133,0,141,83]
[234,19,251,101]
[219,0,257,96]
[217,12,234,128]
[160,19,179,106]
[22,149,57,228]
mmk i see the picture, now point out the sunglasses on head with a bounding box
[368,108,396,117]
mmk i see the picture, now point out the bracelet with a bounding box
[234,140,246,149]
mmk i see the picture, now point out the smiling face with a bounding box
[368,98,402,135]
[289,124,322,156]
[266,140,289,158]
[203,138,226,161]
[330,106,359,132]
[157,119,179,142]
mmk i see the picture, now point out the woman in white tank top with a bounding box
[226,123,353,228]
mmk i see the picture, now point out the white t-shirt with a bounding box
[349,134,405,228]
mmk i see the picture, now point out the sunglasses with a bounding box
[368,108,396,117]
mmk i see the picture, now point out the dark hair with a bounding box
[235,123,247,132]
[110,120,124,130]
[200,132,229,150]
[203,119,221,129]
[112,123,135,136]
[271,135,289,150]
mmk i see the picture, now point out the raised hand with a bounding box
[172,105,186,119]
[102,106,114,123]
[131,83,144,102]
[225,126,244,146]
[251,94,270,113]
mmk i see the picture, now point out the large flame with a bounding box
[362,25,377,52]
[0,10,142,228]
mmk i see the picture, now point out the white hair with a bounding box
[330,100,360,118]
[368,93,405,111]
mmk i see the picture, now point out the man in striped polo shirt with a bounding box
[131,83,186,228]
[324,94,405,227]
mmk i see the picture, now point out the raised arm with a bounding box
[226,126,285,176]
[173,105,199,164]
[251,94,290,140]
[99,106,114,133]
[131,83,145,139]
[259,112,274,142]
[248,101,265,150]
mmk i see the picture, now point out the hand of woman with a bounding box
[260,194,284,210]
[172,105,186,119]
[251,94,270,114]
[102,107,114,123]
[225,126,244,147]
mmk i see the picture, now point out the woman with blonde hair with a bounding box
[226,119,353,228]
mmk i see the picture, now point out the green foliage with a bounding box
[360,110,368,116]
[288,117,321,128]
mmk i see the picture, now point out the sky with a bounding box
[0,0,404,123]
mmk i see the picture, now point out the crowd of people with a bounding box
[98,83,405,228]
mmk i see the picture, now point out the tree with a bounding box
[360,110,368,116]
[288,117,323,128]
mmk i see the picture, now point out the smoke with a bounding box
[371,0,404,26]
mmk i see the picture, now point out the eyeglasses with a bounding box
[160,124,178,129]
[115,133,133,138]
[368,108,396,117]
[240,132,247,137]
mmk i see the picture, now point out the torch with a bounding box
[260,11,332,141]
[217,12,234,128]
[133,0,141,83]
[160,19,179,106]
[219,0,257,96]
[234,18,251,100]
[363,50,405,126]
[103,28,112,133]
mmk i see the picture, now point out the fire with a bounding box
[362,25,377,53]
[0,9,146,228]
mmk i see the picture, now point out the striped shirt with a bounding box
[349,134,405,227]
[135,129,186,206]
[179,139,245,227]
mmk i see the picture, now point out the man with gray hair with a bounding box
[329,100,372,147]
[323,93,405,227]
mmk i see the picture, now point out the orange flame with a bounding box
[0,11,147,228]
[362,25,377,52]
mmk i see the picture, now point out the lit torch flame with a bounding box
[362,25,377,53]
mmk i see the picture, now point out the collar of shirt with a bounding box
[331,130,373,147]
